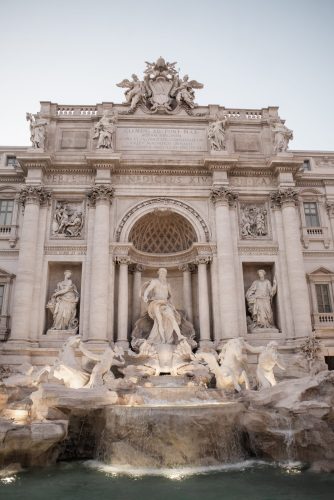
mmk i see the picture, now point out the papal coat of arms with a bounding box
[117,57,203,114]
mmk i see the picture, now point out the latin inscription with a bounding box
[112,174,211,185]
[116,127,208,152]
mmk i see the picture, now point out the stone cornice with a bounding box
[16,155,52,174]
[204,155,239,172]
[85,154,121,171]
[267,156,303,177]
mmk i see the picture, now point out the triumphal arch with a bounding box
[0,57,334,370]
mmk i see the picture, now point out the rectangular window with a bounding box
[315,284,332,313]
[303,159,311,171]
[0,200,14,226]
[304,202,320,227]
[6,156,16,166]
[0,285,4,314]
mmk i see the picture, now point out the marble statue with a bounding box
[246,270,277,329]
[2,363,50,388]
[51,336,90,388]
[172,74,203,109]
[208,117,227,151]
[142,268,185,344]
[53,203,84,237]
[197,338,250,391]
[117,74,148,112]
[93,111,117,149]
[272,121,293,153]
[79,343,125,388]
[46,270,79,331]
[240,205,268,238]
[245,341,285,388]
[26,112,47,149]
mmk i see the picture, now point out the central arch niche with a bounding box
[129,210,197,254]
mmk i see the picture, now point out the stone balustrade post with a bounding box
[115,256,131,347]
[131,264,143,328]
[10,186,51,344]
[210,187,239,338]
[271,189,312,338]
[195,256,211,345]
[179,263,194,323]
[87,185,114,343]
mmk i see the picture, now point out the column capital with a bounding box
[210,186,238,207]
[195,256,212,266]
[326,201,334,218]
[270,188,299,208]
[114,256,131,265]
[87,184,114,206]
[18,185,51,207]
[129,263,144,273]
[178,263,196,273]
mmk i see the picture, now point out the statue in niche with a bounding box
[246,269,277,330]
[142,268,185,344]
[53,202,84,237]
[240,205,268,238]
[26,112,48,149]
[208,116,227,151]
[93,111,117,149]
[272,121,293,153]
[46,270,79,331]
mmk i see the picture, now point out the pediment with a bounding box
[309,266,333,276]
[0,267,15,279]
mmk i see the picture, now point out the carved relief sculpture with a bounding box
[52,202,84,238]
[272,121,293,153]
[46,270,79,331]
[26,112,48,149]
[117,57,203,114]
[240,204,268,239]
[93,111,117,149]
[208,116,227,151]
[246,269,277,330]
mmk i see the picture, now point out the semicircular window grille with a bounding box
[129,210,197,253]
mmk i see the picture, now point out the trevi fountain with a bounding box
[0,58,334,499]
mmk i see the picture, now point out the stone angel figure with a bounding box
[116,74,148,112]
[170,75,203,109]
[208,116,227,151]
[26,112,48,149]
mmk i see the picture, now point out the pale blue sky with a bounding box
[0,0,333,150]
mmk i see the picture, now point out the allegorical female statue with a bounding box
[47,270,79,331]
[142,268,185,344]
[246,269,277,329]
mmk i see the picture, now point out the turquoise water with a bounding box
[1,461,333,500]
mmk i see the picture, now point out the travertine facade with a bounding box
[0,57,334,368]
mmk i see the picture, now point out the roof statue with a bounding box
[117,57,203,114]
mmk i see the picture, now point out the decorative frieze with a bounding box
[210,187,238,206]
[87,185,114,206]
[239,203,269,239]
[238,245,278,255]
[44,245,87,255]
[18,185,51,206]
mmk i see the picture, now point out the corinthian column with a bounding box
[116,256,130,347]
[87,185,114,343]
[271,188,312,338]
[10,186,51,343]
[211,187,239,338]
[131,264,143,328]
[195,256,211,345]
[179,264,194,323]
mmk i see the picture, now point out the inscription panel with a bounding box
[112,174,211,185]
[116,127,208,152]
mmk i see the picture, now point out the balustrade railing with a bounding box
[57,106,97,116]
[0,225,18,247]
[313,312,334,326]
